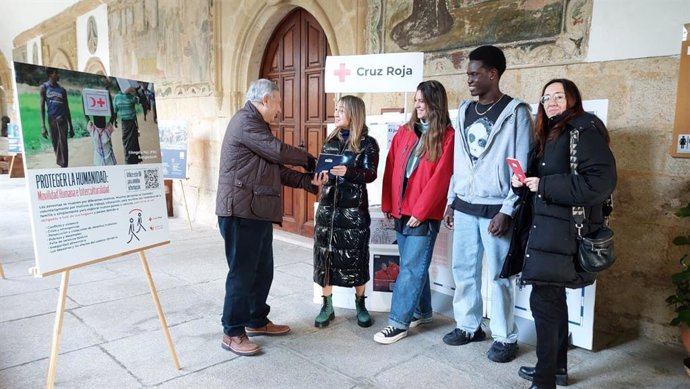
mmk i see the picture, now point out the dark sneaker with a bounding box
[442,327,486,345]
[409,316,433,328]
[518,366,568,386]
[373,325,408,344]
[487,341,519,363]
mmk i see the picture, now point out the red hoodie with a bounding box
[381,124,454,222]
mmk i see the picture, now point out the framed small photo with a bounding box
[373,254,400,292]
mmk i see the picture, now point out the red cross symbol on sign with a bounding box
[89,96,106,108]
[333,63,351,82]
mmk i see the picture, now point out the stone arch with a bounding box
[84,57,107,75]
[49,49,74,70]
[220,1,340,113]
[0,50,15,119]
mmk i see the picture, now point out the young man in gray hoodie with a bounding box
[443,45,533,363]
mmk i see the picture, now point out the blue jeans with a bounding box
[388,230,438,329]
[218,216,273,336]
[451,210,518,343]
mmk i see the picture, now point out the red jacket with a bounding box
[381,124,454,221]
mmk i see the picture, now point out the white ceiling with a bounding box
[1,0,80,65]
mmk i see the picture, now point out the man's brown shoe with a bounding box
[245,321,291,336]
[221,334,260,356]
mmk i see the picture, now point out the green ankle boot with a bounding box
[355,295,372,327]
[315,295,334,328]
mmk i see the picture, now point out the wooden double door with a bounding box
[261,8,334,237]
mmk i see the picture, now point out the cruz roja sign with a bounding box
[325,52,424,93]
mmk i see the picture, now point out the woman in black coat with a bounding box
[312,95,380,328]
[509,79,616,389]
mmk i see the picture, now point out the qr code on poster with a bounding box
[144,169,160,189]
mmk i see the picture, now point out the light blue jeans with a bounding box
[451,210,518,343]
[388,231,438,329]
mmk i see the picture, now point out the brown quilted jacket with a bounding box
[215,101,317,223]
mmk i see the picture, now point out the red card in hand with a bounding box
[506,158,526,183]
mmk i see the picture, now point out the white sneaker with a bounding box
[409,316,433,328]
[374,325,408,344]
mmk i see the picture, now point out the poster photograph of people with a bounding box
[14,62,160,169]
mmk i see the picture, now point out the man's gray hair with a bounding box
[246,79,279,103]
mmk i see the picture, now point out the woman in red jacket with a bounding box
[374,80,455,344]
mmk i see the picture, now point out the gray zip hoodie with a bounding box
[446,98,533,217]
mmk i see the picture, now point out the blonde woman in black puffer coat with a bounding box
[312,95,380,329]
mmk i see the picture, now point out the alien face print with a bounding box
[465,117,492,160]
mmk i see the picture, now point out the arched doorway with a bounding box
[261,8,334,237]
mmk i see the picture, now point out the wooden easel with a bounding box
[9,153,24,178]
[43,249,180,389]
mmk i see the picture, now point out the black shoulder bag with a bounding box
[570,129,616,273]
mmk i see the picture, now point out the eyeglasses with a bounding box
[540,93,567,105]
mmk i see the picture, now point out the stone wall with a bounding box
[108,0,215,98]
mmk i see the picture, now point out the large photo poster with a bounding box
[14,62,169,276]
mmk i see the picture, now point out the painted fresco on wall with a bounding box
[369,0,592,69]
[108,0,213,98]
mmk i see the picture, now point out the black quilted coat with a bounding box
[501,112,616,289]
[313,133,380,287]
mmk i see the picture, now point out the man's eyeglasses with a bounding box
[540,93,566,105]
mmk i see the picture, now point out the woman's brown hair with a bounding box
[405,80,450,161]
[534,78,609,157]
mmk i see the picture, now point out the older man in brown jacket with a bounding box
[216,79,318,356]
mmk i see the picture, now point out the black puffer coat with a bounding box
[501,112,616,289]
[313,133,379,287]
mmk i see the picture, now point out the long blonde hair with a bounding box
[325,95,368,152]
[405,80,450,162]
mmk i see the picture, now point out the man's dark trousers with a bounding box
[49,116,69,167]
[121,119,141,164]
[219,215,273,336]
